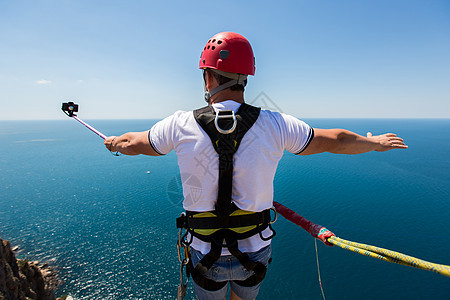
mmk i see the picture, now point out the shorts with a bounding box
[189,245,272,300]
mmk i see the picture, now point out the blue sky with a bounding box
[1,0,449,120]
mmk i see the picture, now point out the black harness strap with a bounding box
[194,103,260,219]
[185,209,271,230]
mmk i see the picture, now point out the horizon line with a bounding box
[1,117,449,121]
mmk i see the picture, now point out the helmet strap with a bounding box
[203,70,211,103]
[203,69,247,103]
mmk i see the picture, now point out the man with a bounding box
[104,32,407,300]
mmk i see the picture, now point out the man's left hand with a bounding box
[367,132,408,152]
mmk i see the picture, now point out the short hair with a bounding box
[210,70,247,92]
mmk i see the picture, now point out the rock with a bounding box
[0,235,59,300]
[28,266,36,278]
[6,275,19,291]
[27,287,37,299]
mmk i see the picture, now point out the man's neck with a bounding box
[210,90,244,104]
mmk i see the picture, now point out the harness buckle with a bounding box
[214,110,237,134]
[176,213,187,228]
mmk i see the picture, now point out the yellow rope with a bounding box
[328,236,450,278]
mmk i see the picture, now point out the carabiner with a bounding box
[177,262,188,300]
[269,206,278,225]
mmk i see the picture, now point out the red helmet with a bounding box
[199,32,255,76]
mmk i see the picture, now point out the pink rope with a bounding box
[273,201,322,238]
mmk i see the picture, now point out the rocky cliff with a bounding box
[0,236,60,300]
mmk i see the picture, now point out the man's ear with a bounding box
[205,70,217,90]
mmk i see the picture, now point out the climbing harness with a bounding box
[176,103,277,294]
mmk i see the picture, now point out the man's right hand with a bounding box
[104,136,117,152]
[103,131,161,156]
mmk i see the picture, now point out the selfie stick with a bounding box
[61,102,107,140]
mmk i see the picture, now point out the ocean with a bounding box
[0,118,449,299]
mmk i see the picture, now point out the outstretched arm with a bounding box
[104,131,161,156]
[299,129,408,155]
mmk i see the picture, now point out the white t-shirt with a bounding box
[149,100,313,255]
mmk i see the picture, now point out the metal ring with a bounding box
[214,111,237,134]
[269,207,278,225]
